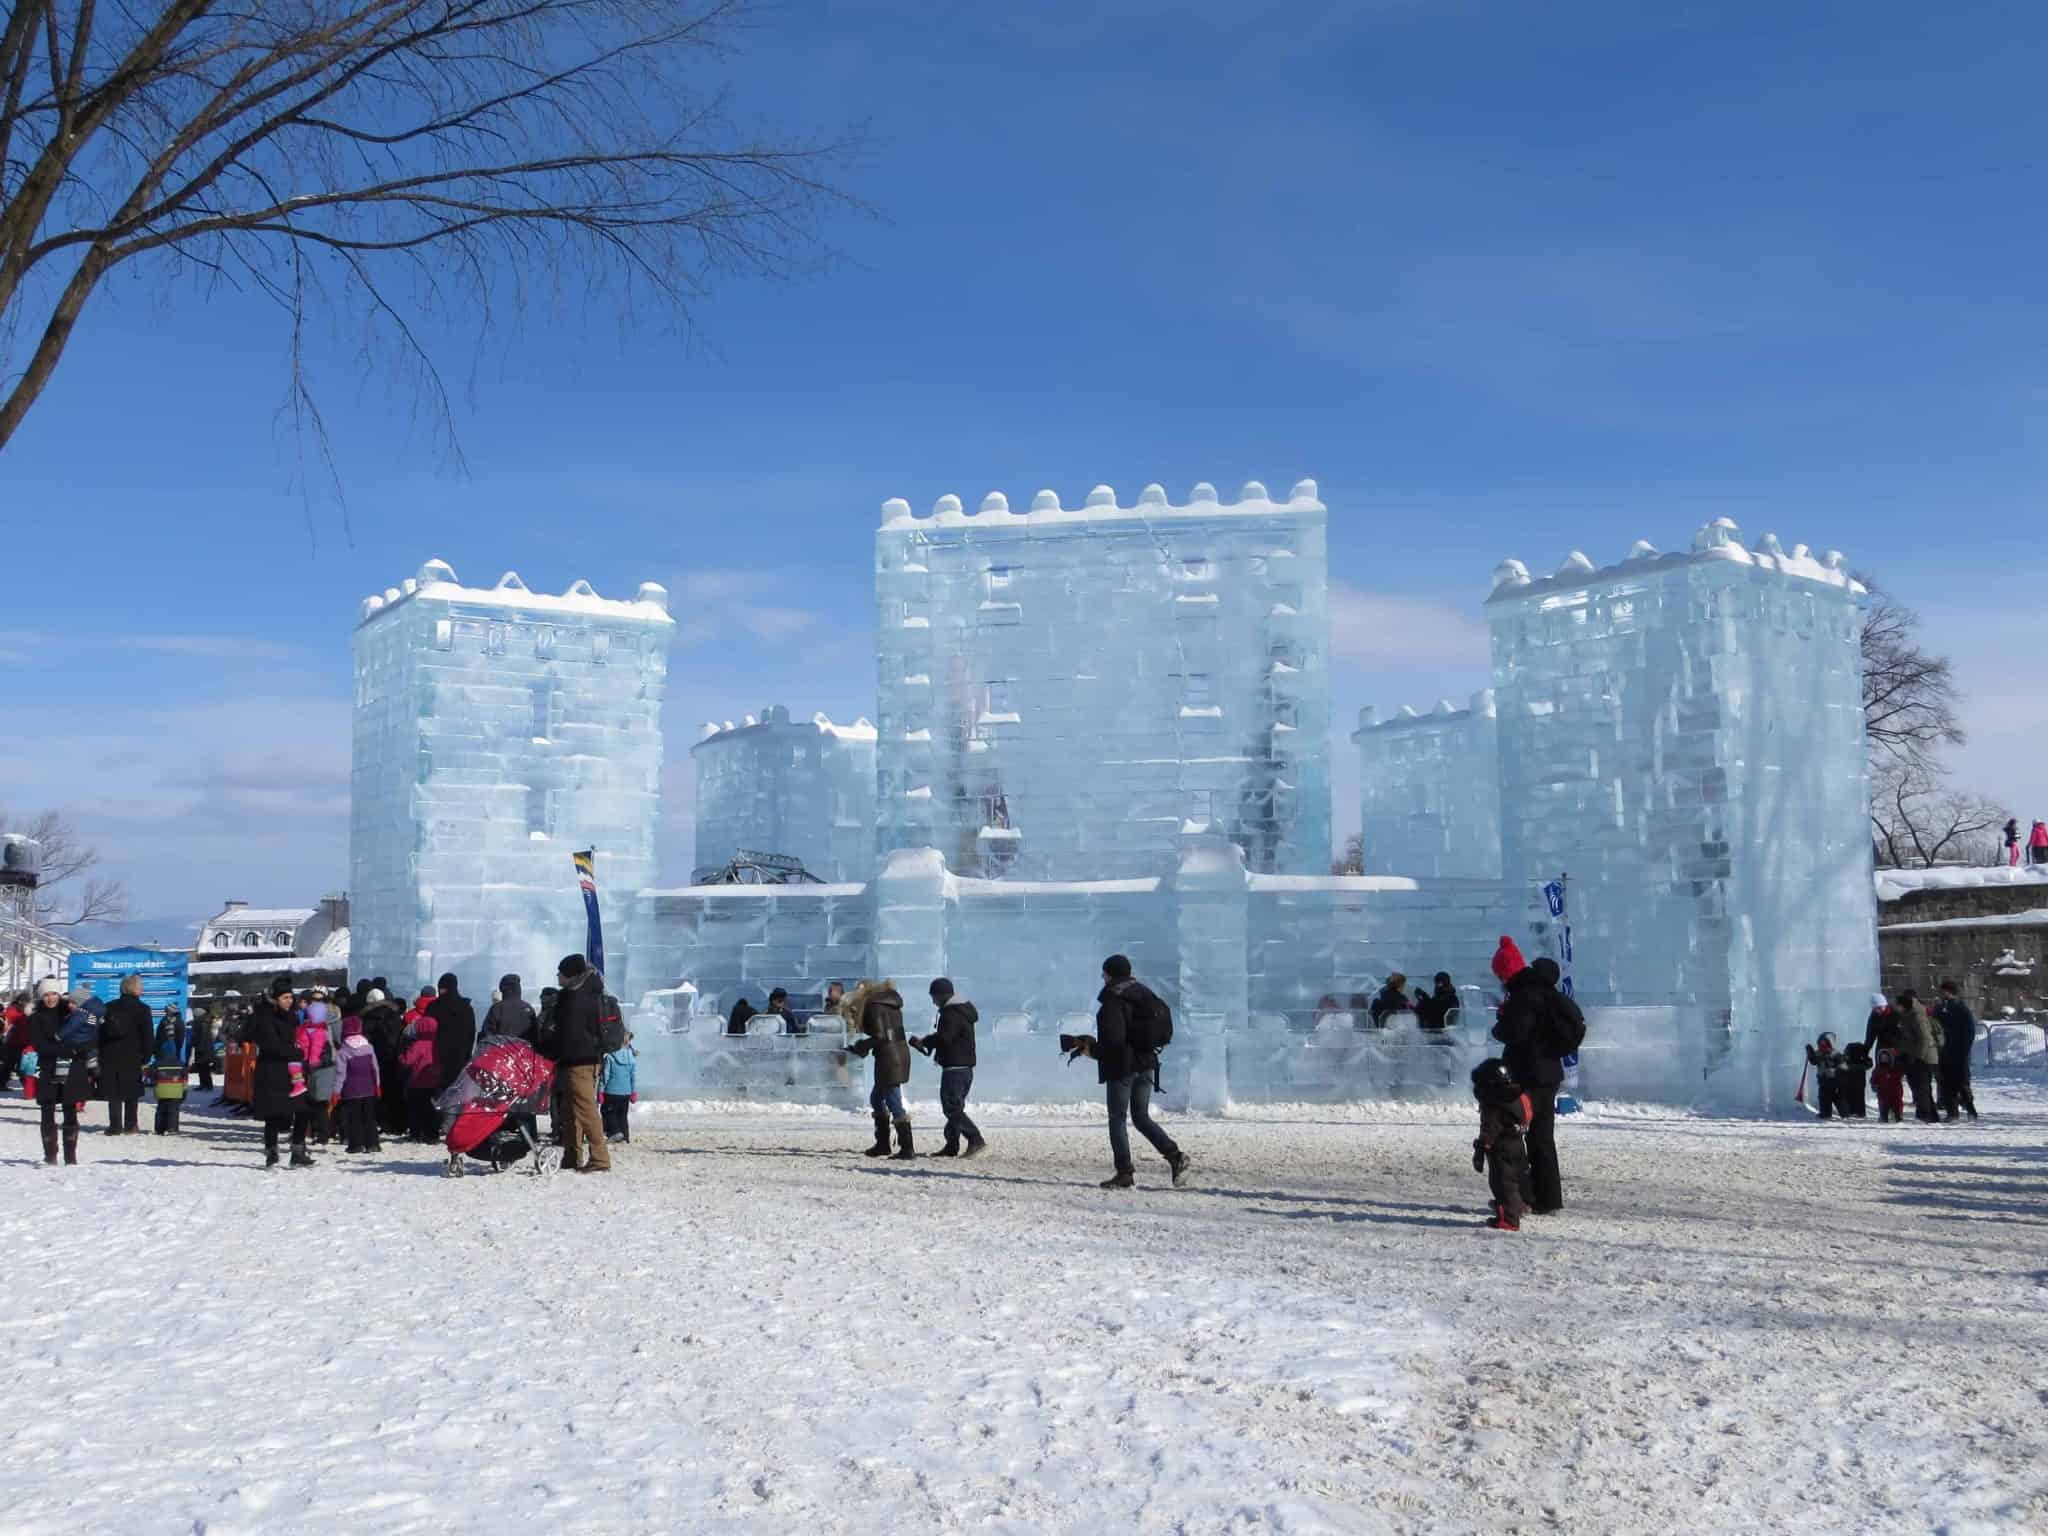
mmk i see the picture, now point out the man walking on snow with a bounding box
[1084,955,1189,1190]
[541,953,611,1173]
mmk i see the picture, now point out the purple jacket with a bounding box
[336,1036,381,1099]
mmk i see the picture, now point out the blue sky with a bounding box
[4,0,2045,933]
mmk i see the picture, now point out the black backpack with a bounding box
[1546,992,1587,1056]
[598,993,627,1054]
[1123,983,1174,1055]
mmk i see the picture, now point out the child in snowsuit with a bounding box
[1836,1041,1870,1118]
[18,1044,36,1102]
[152,1009,190,1134]
[600,1033,637,1142]
[1803,1033,1842,1119]
[335,1018,382,1153]
[1471,1058,1530,1231]
[1872,1046,1907,1123]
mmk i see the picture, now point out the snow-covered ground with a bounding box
[5,1073,2047,1535]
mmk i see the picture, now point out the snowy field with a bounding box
[5,1073,2047,1535]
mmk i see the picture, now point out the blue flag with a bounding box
[573,849,604,977]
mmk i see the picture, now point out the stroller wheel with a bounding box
[529,1145,562,1177]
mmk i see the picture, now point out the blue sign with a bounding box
[68,947,190,1018]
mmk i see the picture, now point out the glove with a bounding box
[1471,1140,1486,1173]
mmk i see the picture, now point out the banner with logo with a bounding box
[1542,876,1581,1112]
[573,849,604,977]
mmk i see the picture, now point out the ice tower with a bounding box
[1486,521,1876,1107]
[1352,692,1502,878]
[873,480,1331,880]
[692,706,878,882]
[350,560,673,990]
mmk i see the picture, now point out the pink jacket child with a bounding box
[2032,821,2048,864]
[292,1015,333,1099]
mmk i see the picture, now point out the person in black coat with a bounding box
[1083,955,1188,1190]
[98,975,153,1135]
[1489,938,1571,1216]
[539,955,611,1173]
[482,974,535,1041]
[189,1005,218,1092]
[1932,980,1979,1122]
[29,978,93,1165]
[1368,973,1412,1027]
[847,981,914,1159]
[428,973,478,1093]
[915,977,984,1158]
[1414,973,1460,1032]
[248,976,315,1169]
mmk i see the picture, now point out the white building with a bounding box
[349,559,673,991]
[873,480,1331,880]
[692,706,877,883]
[1352,692,1502,878]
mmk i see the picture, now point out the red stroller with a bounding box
[438,1037,559,1175]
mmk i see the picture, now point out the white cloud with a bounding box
[1328,584,1491,666]
[130,634,298,659]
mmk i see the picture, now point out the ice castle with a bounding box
[349,561,672,990]
[350,495,1878,1114]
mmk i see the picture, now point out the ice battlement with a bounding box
[1486,519,1865,603]
[876,479,1322,530]
[694,705,878,748]
[1352,690,1496,739]
[357,558,674,628]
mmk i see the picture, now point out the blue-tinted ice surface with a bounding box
[350,561,672,991]
[1352,693,1502,878]
[873,481,1332,882]
[1489,521,1878,1111]
[691,706,877,882]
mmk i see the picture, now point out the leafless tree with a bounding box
[1860,579,1965,770]
[0,806,130,926]
[1330,831,1363,876]
[0,0,842,465]
[1868,758,2008,870]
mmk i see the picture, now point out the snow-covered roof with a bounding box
[1487,519,1866,604]
[189,955,349,977]
[357,559,675,629]
[1874,866,2048,903]
[1353,691,1496,739]
[877,479,1323,531]
[1878,907,2048,935]
[694,705,878,748]
[314,926,351,959]
[205,907,315,928]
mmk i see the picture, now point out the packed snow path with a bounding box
[4,1079,2046,1535]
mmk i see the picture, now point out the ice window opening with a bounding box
[1182,673,1214,707]
[536,626,557,659]
[592,632,611,664]
[986,565,1013,589]
[433,619,453,651]
[526,785,552,839]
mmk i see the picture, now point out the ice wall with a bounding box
[874,481,1332,880]
[1488,521,1877,1112]
[1352,692,1503,878]
[350,561,672,993]
[691,706,877,882]
[623,839,1541,1107]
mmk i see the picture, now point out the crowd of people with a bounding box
[1,953,637,1174]
[1803,981,1983,1124]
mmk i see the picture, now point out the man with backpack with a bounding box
[1087,954,1190,1190]
[1489,938,1580,1216]
[540,953,621,1173]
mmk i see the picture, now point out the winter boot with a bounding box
[62,1129,79,1166]
[1486,1203,1520,1232]
[1100,1168,1135,1189]
[862,1111,892,1157]
[266,1146,281,1169]
[962,1138,988,1160]
[289,1147,316,1170]
[890,1119,915,1160]
[1170,1151,1191,1189]
[443,1150,466,1179]
[40,1123,59,1165]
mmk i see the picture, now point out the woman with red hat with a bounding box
[1489,936,1574,1215]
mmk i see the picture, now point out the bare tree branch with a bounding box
[1868,758,2008,870]
[1858,577,1966,771]
[0,0,849,467]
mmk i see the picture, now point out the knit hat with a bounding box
[267,974,295,1000]
[1490,936,1528,984]
[929,977,955,1002]
[437,972,459,993]
[499,974,522,1001]
[1871,992,1888,1011]
[1102,954,1132,981]
[365,989,387,1004]
[558,953,588,981]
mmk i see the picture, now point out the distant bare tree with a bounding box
[0,806,129,927]
[1330,831,1363,876]
[1868,758,2008,870]
[0,0,842,463]
[1860,580,1966,770]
